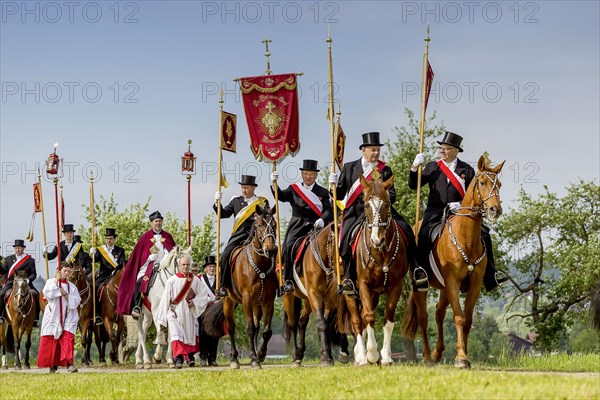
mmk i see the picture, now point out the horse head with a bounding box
[473,155,505,222]
[161,245,193,275]
[252,205,277,258]
[67,261,87,289]
[360,175,394,249]
[13,270,31,309]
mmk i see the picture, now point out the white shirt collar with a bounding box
[244,195,257,203]
[302,182,315,190]
[361,157,378,170]
[442,158,457,171]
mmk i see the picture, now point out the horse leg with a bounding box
[412,290,434,366]
[432,290,449,363]
[297,302,311,361]
[135,312,152,369]
[338,331,350,364]
[346,297,367,366]
[445,281,469,369]
[242,297,259,369]
[380,286,403,366]
[282,294,300,365]
[308,291,332,366]
[223,299,239,369]
[362,290,379,365]
[110,318,124,365]
[13,328,21,369]
[462,281,483,365]
[257,301,274,364]
[24,328,32,369]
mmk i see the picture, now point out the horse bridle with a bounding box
[452,171,501,217]
[13,277,33,320]
[69,266,91,309]
[251,214,276,258]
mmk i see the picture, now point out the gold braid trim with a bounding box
[241,81,297,94]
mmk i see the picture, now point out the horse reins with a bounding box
[14,278,33,320]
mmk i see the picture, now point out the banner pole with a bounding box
[37,169,50,279]
[415,25,431,232]
[90,172,97,322]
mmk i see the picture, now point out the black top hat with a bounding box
[202,255,216,267]
[149,210,164,221]
[73,235,83,243]
[104,228,117,237]
[238,175,258,187]
[359,132,384,149]
[437,131,464,152]
[299,159,320,172]
[62,224,75,232]
[13,239,26,248]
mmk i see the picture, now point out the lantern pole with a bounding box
[45,143,63,267]
[181,139,195,247]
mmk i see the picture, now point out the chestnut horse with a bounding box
[68,263,96,366]
[93,268,125,366]
[2,270,36,369]
[282,224,350,366]
[207,205,278,369]
[338,175,409,366]
[402,155,505,368]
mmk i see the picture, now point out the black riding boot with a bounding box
[339,256,358,298]
[282,261,295,294]
[217,265,230,298]
[131,278,143,318]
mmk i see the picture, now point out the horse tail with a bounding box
[282,296,301,344]
[327,308,345,348]
[336,295,353,335]
[200,300,226,338]
[591,278,600,331]
[401,292,419,340]
[5,325,14,354]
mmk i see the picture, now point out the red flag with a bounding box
[335,122,346,170]
[239,73,300,162]
[33,183,43,213]
[424,61,434,113]
[220,111,237,153]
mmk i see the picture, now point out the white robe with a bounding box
[41,278,81,339]
[155,274,208,345]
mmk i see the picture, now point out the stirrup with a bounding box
[131,306,141,319]
[413,267,429,292]
[282,281,295,293]
[495,271,509,286]
[341,279,358,299]
[217,287,228,298]
[95,316,104,326]
[0,316,5,324]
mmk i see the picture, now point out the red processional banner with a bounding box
[335,122,346,170]
[33,183,43,213]
[424,61,434,113]
[220,111,237,153]
[239,73,300,162]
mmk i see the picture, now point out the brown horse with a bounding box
[402,155,505,368]
[282,224,350,366]
[68,263,96,366]
[93,268,125,366]
[3,270,36,369]
[209,205,278,369]
[338,175,409,366]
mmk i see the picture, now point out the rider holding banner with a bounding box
[271,159,333,293]
[331,132,428,298]
[213,175,269,298]
[409,131,507,291]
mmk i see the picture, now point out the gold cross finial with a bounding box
[262,36,272,75]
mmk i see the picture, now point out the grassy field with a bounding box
[0,359,598,400]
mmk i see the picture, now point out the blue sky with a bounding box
[1,1,599,273]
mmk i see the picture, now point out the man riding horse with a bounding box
[330,132,428,298]
[409,131,508,291]
[0,240,39,327]
[116,211,176,317]
[213,175,269,298]
[271,159,333,294]
[89,228,127,325]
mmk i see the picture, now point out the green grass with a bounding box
[1,362,598,400]
[482,352,600,372]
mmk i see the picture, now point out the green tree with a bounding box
[496,181,600,352]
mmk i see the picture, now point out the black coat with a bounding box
[0,254,37,289]
[409,158,475,240]
[334,158,396,256]
[272,183,333,247]
[46,241,89,268]
[94,245,127,284]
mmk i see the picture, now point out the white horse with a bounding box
[135,246,191,368]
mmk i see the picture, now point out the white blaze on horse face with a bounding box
[369,197,383,246]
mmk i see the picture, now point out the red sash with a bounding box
[290,184,322,217]
[437,160,465,198]
[345,162,387,209]
[171,273,194,305]
[7,254,31,279]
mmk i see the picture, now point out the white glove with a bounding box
[214,191,222,202]
[148,253,158,263]
[271,171,279,182]
[313,219,324,229]
[43,244,54,253]
[329,173,338,184]
[411,153,425,172]
[448,202,461,211]
[89,247,97,256]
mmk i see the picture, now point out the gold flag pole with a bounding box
[89,172,97,322]
[37,169,50,279]
[414,25,431,232]
[216,89,224,291]
[261,36,285,290]
[326,26,343,288]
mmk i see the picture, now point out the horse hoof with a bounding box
[367,352,380,365]
[230,361,240,370]
[144,362,152,370]
[135,363,144,369]
[424,360,435,368]
[14,365,21,370]
[291,360,302,368]
[1,365,7,370]
[455,359,471,369]
[168,362,174,369]
[380,359,394,366]
[251,361,262,369]
[153,356,162,364]
[99,362,107,368]
[319,359,334,367]
[24,365,30,370]
[338,353,349,364]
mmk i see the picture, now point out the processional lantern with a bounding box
[181,139,196,176]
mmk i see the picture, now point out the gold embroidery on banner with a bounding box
[256,101,288,137]
[241,80,297,94]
